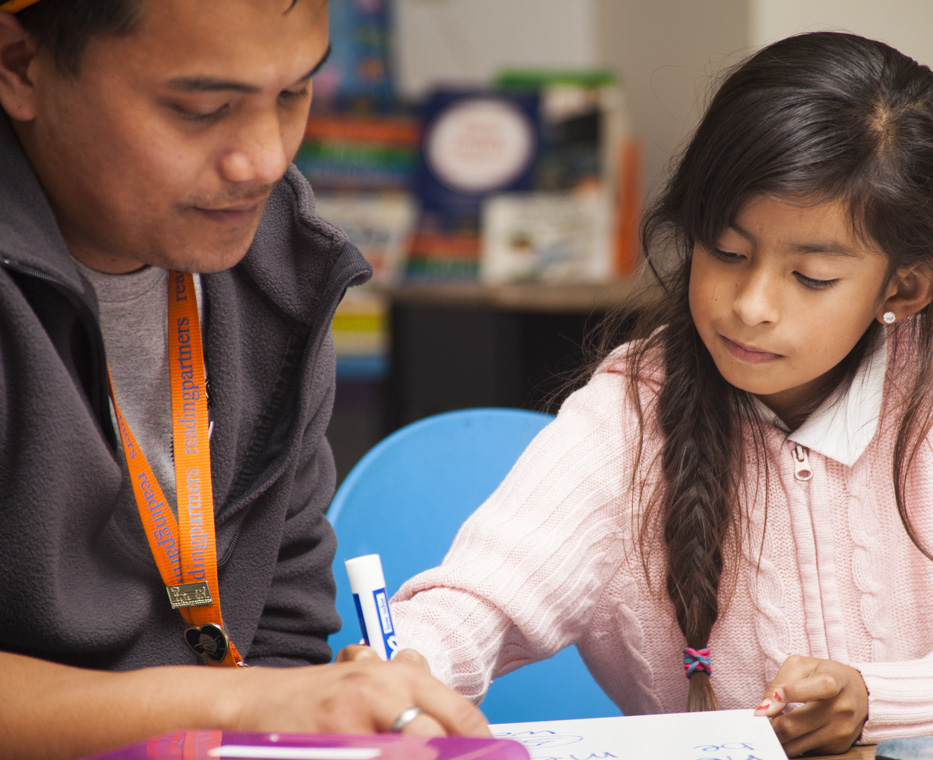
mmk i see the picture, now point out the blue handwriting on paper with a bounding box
[493,730,618,760]
[692,742,765,760]
[493,730,584,749]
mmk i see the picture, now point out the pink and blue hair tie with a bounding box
[683,646,711,678]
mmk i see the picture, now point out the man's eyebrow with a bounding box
[165,44,332,94]
[729,221,860,257]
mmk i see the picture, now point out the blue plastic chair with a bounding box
[327,407,619,723]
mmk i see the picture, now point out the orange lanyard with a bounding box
[109,271,244,667]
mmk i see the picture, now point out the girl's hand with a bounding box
[753,655,868,757]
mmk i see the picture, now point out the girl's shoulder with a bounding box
[594,336,667,396]
[552,336,667,435]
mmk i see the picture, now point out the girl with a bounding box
[389,32,933,757]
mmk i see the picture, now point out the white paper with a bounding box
[491,710,788,760]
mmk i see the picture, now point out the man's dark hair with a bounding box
[17,0,143,76]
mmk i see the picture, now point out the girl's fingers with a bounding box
[753,654,814,713]
[778,672,842,705]
[780,724,831,758]
[753,687,786,716]
[778,717,858,758]
[770,699,824,744]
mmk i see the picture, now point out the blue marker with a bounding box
[345,554,399,660]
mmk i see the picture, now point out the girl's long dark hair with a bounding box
[600,32,933,711]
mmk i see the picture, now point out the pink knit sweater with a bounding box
[391,329,933,743]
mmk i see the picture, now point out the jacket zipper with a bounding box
[217,258,372,568]
[792,443,812,481]
[4,252,371,569]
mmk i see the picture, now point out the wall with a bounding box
[593,0,748,199]
[750,0,933,66]
[394,0,749,201]
[393,0,600,99]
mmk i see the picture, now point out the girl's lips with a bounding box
[720,335,783,363]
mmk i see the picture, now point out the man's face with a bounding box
[20,0,328,273]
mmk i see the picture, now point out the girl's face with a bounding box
[689,195,896,423]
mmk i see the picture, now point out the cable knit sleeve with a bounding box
[852,369,933,744]
[854,656,933,743]
[390,361,649,703]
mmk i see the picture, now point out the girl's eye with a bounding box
[711,248,744,263]
[794,272,838,290]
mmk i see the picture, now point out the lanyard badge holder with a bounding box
[110,271,244,667]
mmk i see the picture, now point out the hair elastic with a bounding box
[683,646,711,678]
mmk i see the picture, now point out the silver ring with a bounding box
[390,705,424,733]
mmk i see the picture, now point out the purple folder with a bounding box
[81,729,530,760]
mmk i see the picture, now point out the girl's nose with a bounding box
[732,269,780,325]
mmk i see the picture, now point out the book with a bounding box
[493,68,642,277]
[81,729,530,760]
[308,0,394,105]
[315,193,417,286]
[480,190,613,284]
[406,88,542,281]
[296,111,420,194]
[495,69,621,194]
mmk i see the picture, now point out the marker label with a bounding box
[345,554,399,660]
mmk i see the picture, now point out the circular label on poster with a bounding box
[425,97,536,194]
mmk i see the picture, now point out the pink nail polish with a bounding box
[756,701,770,711]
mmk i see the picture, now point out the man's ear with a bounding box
[878,266,933,324]
[0,12,39,122]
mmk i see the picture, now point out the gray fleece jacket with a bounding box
[0,114,371,669]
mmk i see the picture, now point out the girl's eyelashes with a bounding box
[710,247,839,290]
[794,271,838,290]
[711,248,744,262]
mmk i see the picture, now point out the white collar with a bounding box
[758,333,888,467]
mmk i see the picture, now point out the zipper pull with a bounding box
[792,443,812,481]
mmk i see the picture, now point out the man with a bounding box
[0,0,486,757]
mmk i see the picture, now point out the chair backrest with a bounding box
[328,407,619,723]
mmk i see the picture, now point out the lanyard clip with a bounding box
[167,582,214,609]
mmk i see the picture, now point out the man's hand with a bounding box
[227,654,489,739]
[337,644,432,672]
[0,650,488,760]
[753,654,868,756]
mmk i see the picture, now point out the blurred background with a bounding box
[309,0,933,483]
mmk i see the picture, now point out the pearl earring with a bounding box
[883,311,896,324]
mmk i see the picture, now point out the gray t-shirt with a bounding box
[77,262,180,509]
